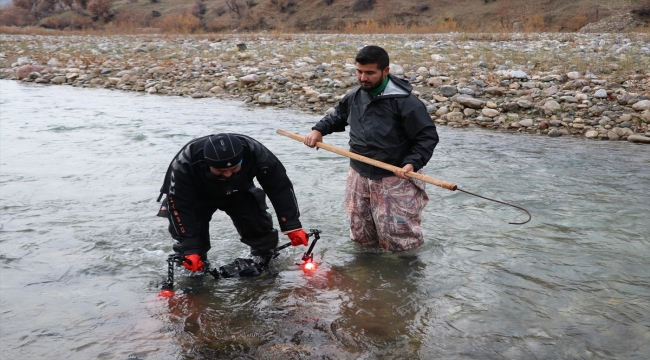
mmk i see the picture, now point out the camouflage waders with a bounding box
[344,167,429,252]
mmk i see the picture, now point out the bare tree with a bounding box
[226,0,241,17]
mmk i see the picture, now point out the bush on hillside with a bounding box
[88,0,113,22]
[631,1,650,21]
[352,0,375,12]
[155,13,201,33]
[0,7,36,26]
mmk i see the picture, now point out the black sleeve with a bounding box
[312,92,351,135]
[165,146,204,254]
[252,149,302,233]
[400,98,439,171]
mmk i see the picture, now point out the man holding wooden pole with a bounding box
[303,45,439,252]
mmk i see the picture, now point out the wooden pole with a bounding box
[276,129,458,191]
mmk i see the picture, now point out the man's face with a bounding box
[356,62,390,90]
[210,164,241,179]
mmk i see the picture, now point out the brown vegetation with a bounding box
[0,0,647,33]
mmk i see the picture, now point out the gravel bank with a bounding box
[2,32,649,144]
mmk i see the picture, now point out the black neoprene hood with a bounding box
[203,133,244,168]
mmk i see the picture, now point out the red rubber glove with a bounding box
[182,254,204,272]
[287,229,309,247]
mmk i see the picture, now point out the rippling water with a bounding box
[1,80,648,359]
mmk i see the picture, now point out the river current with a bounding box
[1,80,648,359]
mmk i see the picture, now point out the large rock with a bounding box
[240,74,260,84]
[484,87,506,96]
[543,100,561,113]
[632,100,650,111]
[456,95,485,109]
[607,131,619,140]
[594,89,608,98]
[258,94,272,104]
[51,76,67,84]
[439,85,457,97]
[627,134,650,144]
[481,108,500,118]
[15,65,44,80]
[519,118,534,127]
[543,86,558,96]
[509,70,527,79]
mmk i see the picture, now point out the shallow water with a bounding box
[1,80,648,359]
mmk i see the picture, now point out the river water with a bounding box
[0,80,648,359]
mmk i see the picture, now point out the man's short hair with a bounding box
[355,45,389,70]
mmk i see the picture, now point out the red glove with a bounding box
[182,254,204,272]
[287,229,309,247]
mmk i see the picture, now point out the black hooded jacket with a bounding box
[312,73,439,179]
[158,134,301,249]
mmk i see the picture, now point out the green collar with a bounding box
[369,76,389,98]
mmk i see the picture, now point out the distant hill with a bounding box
[1,0,648,33]
[109,0,649,32]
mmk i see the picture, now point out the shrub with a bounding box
[191,0,206,18]
[631,1,650,21]
[70,12,93,29]
[214,6,226,16]
[352,0,375,12]
[155,13,201,33]
[0,7,36,26]
[88,0,113,22]
[40,14,71,29]
[323,0,334,5]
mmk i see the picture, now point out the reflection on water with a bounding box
[1,81,649,359]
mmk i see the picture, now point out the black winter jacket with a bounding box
[158,134,301,250]
[312,74,438,179]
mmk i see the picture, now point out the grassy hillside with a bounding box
[1,0,649,33]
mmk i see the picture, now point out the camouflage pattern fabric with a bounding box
[344,167,429,252]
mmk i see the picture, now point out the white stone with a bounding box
[594,89,608,98]
[509,70,527,79]
[390,64,404,75]
[632,100,650,111]
[240,74,260,84]
[481,108,500,118]
[520,118,534,127]
[627,134,650,144]
[258,94,272,104]
[567,71,580,80]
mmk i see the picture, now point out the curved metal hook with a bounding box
[457,188,532,225]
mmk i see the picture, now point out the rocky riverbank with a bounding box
[2,32,649,144]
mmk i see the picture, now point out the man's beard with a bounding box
[359,75,385,92]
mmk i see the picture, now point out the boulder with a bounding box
[439,85,457,97]
[456,95,485,109]
[594,89,608,98]
[632,100,650,111]
[627,134,650,144]
[481,108,500,118]
[509,70,527,79]
[240,74,260,84]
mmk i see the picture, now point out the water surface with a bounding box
[1,80,648,359]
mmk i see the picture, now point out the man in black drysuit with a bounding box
[156,133,309,272]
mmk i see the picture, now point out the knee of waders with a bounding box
[241,229,279,256]
[247,187,269,210]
